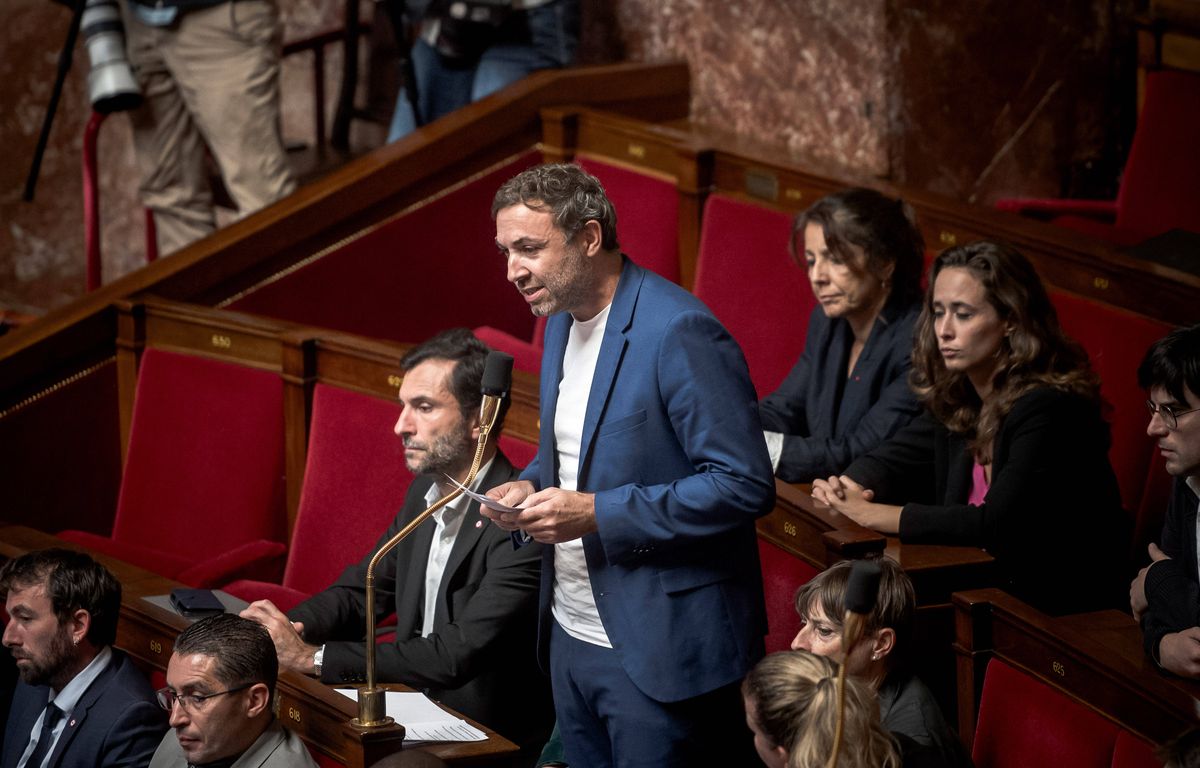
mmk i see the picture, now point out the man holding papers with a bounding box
[484,164,775,767]
[241,329,551,757]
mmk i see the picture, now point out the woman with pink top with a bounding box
[813,241,1128,614]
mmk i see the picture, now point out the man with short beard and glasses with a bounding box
[240,328,552,760]
[1,548,165,768]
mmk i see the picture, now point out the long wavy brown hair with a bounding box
[910,241,1100,461]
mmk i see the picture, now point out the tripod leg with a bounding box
[24,0,86,202]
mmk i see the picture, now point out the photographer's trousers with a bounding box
[122,0,295,255]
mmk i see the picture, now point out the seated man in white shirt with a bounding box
[241,328,551,757]
[1,548,165,768]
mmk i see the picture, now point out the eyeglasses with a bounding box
[1146,400,1200,431]
[156,683,253,712]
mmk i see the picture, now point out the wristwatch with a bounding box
[313,645,325,677]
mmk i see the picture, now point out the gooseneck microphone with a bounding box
[827,559,883,768]
[481,351,514,398]
[354,351,513,728]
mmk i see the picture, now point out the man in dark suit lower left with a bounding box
[1,548,166,768]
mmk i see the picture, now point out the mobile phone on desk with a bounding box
[170,588,225,618]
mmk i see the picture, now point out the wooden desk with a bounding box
[758,481,997,598]
[0,526,518,768]
[954,588,1200,747]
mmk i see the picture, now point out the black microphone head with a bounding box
[844,560,883,616]
[481,352,514,397]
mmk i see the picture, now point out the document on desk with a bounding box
[334,689,487,743]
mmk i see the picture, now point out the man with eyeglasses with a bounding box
[150,614,316,768]
[1131,323,1200,678]
[0,548,165,768]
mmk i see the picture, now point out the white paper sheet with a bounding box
[334,689,487,743]
[443,473,523,514]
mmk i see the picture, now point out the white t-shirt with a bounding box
[550,305,613,648]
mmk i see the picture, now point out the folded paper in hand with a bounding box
[443,474,523,514]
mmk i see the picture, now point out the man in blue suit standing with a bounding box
[1,549,165,768]
[485,163,776,767]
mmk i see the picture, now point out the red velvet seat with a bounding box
[996,70,1200,246]
[1051,291,1173,557]
[497,434,538,470]
[225,383,412,610]
[758,538,819,653]
[693,194,813,397]
[59,348,287,587]
[973,658,1126,768]
[228,152,540,347]
[476,156,683,374]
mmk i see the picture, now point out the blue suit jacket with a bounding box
[523,258,775,703]
[2,649,166,768]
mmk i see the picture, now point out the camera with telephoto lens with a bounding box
[80,0,142,113]
[429,0,512,61]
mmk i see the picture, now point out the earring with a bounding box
[871,652,880,661]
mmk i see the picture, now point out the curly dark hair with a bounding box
[910,241,1099,461]
[491,163,619,251]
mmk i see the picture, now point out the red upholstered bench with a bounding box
[693,193,813,397]
[228,152,541,347]
[497,434,538,471]
[956,589,1199,768]
[225,383,412,610]
[1050,290,1173,558]
[972,658,1160,768]
[995,70,1200,246]
[758,538,820,653]
[60,347,287,587]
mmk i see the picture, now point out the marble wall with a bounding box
[1,0,1132,316]
[604,0,891,175]
[886,0,1136,203]
[605,0,1132,202]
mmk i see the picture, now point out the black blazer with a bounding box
[1141,477,1200,661]
[1,649,165,768]
[845,387,1129,614]
[289,452,551,749]
[760,299,922,482]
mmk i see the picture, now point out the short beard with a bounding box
[530,239,594,318]
[405,418,474,479]
[18,625,76,688]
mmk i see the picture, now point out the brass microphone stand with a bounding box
[352,391,504,728]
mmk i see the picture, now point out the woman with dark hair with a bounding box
[791,558,972,768]
[813,241,1128,614]
[760,188,926,482]
[742,650,901,768]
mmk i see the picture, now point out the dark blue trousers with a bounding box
[549,620,755,768]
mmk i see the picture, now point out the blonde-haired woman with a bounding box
[742,650,900,768]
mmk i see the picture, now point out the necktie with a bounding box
[24,702,63,768]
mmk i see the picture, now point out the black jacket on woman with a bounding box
[760,297,922,483]
[845,386,1129,615]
